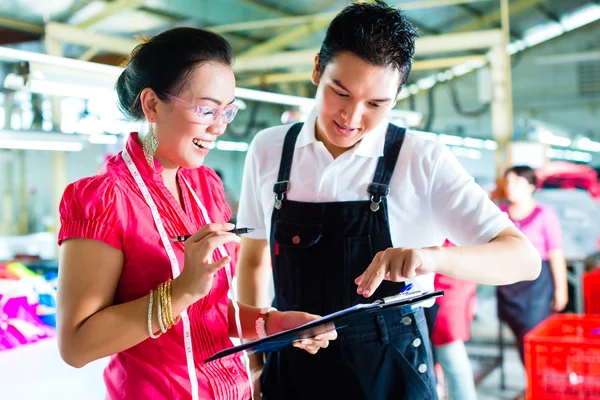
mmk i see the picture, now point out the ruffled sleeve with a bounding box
[58,175,124,250]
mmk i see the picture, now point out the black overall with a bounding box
[497,259,554,363]
[261,123,438,400]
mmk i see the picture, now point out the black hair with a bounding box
[116,27,233,120]
[317,0,418,87]
[505,165,538,187]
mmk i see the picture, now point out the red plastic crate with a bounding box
[525,314,600,400]
[584,268,600,314]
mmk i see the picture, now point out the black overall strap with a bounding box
[273,122,303,209]
[367,124,407,212]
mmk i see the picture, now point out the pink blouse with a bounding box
[499,203,562,260]
[58,133,251,399]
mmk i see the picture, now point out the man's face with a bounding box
[311,51,402,157]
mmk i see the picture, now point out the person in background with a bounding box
[236,2,541,399]
[425,240,478,400]
[55,27,335,400]
[498,165,568,399]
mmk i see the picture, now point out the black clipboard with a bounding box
[205,290,444,363]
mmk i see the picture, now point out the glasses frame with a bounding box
[165,94,239,125]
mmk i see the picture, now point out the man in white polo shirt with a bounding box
[236,2,541,399]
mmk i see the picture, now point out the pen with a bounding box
[170,227,255,242]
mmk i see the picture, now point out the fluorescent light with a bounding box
[416,76,436,90]
[388,109,423,127]
[0,139,83,151]
[547,148,592,163]
[451,63,475,77]
[216,140,249,152]
[397,4,600,102]
[0,46,122,76]
[411,130,438,141]
[0,46,319,108]
[577,138,600,152]
[0,129,84,151]
[463,137,485,149]
[507,40,527,55]
[523,22,564,47]
[88,134,118,145]
[438,134,463,146]
[482,140,497,150]
[561,4,600,32]
[408,85,420,95]
[235,87,315,108]
[537,129,571,147]
[450,147,482,160]
[29,79,116,101]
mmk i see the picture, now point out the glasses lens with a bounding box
[224,107,238,124]
[196,107,217,124]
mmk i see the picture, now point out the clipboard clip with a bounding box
[379,283,423,304]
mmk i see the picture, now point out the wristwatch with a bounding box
[255,307,277,339]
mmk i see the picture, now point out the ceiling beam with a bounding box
[45,22,139,55]
[208,0,493,33]
[139,6,263,47]
[235,31,500,73]
[44,21,501,71]
[458,2,522,39]
[238,22,328,57]
[454,0,545,32]
[0,16,44,35]
[232,0,292,17]
[237,5,439,57]
[77,0,146,28]
[237,54,489,86]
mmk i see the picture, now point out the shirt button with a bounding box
[292,235,301,245]
[418,363,428,374]
[412,338,422,348]
[402,316,412,326]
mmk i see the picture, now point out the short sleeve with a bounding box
[236,138,267,239]
[58,176,124,250]
[543,207,563,251]
[431,146,513,246]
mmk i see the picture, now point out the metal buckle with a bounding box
[274,193,284,210]
[273,180,290,210]
[370,195,381,212]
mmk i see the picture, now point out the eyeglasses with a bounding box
[165,94,238,125]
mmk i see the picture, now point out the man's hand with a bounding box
[355,247,438,298]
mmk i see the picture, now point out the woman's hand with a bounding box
[355,247,438,298]
[267,311,338,354]
[173,223,240,303]
[552,284,569,312]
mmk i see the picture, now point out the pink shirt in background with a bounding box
[58,133,250,400]
[499,203,562,260]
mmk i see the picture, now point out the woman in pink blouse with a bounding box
[56,28,335,400]
[497,165,568,399]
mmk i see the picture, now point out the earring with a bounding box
[142,123,158,169]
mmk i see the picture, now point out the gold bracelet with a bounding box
[159,282,171,330]
[166,279,174,326]
[164,281,173,329]
[167,279,181,325]
[156,285,167,334]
